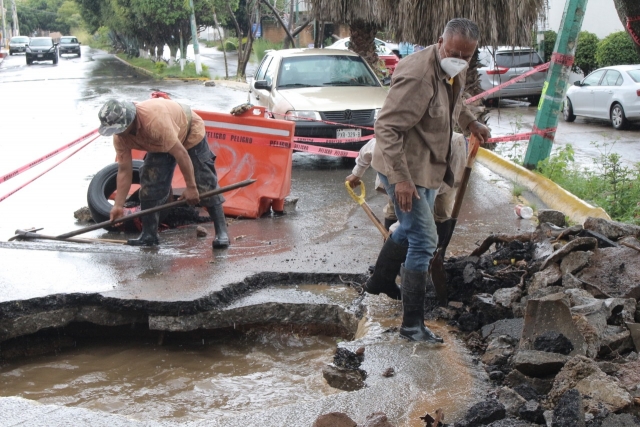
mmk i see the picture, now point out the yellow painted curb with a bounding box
[477,147,611,224]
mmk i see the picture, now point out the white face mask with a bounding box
[440,57,468,78]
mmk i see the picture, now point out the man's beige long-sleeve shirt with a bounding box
[371,44,476,189]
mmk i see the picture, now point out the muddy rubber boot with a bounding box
[364,238,407,300]
[399,265,444,343]
[208,203,230,249]
[127,201,160,246]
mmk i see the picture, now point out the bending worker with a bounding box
[97,98,230,248]
[369,18,490,343]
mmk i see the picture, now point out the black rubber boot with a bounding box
[128,201,160,246]
[399,265,444,343]
[364,238,408,300]
[208,203,230,249]
[384,218,396,231]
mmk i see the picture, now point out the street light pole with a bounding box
[1,0,7,48]
[188,0,202,75]
[10,0,18,36]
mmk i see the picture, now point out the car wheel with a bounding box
[78,51,81,58]
[87,160,144,231]
[9,50,13,56]
[611,103,629,130]
[53,55,58,65]
[563,99,576,122]
[527,95,541,105]
[26,58,32,65]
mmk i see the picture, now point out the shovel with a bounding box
[11,179,256,243]
[345,180,390,240]
[430,135,481,306]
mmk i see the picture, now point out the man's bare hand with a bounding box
[468,121,491,144]
[346,174,361,188]
[179,186,200,205]
[110,206,125,222]
[395,180,420,212]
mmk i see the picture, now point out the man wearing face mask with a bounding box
[370,18,491,343]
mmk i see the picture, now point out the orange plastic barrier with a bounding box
[131,106,295,218]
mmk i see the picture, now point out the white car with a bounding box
[477,47,546,104]
[328,37,400,57]
[249,48,389,151]
[564,65,640,130]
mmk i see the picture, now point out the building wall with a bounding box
[547,0,624,39]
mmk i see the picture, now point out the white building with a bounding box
[547,0,624,39]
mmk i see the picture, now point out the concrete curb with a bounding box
[112,54,210,81]
[477,147,611,224]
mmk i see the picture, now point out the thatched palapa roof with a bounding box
[309,0,546,47]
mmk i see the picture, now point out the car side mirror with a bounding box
[382,76,391,86]
[573,81,582,87]
[254,80,272,91]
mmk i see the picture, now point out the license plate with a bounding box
[336,129,361,139]
[37,54,43,58]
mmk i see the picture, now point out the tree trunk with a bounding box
[213,9,228,79]
[260,0,295,47]
[237,0,259,79]
[613,0,640,59]
[348,19,380,73]
[283,0,295,49]
[168,44,179,66]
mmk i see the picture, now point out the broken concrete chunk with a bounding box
[537,210,566,227]
[498,387,526,417]
[604,298,637,324]
[540,237,598,271]
[598,325,634,357]
[528,264,562,294]
[513,350,568,377]
[552,388,585,427]
[577,246,640,299]
[471,294,513,328]
[576,229,619,248]
[564,288,598,307]
[584,217,640,240]
[533,331,574,355]
[600,413,640,427]
[312,412,357,427]
[463,263,478,284]
[562,273,583,290]
[457,400,506,427]
[493,287,522,308]
[627,323,640,352]
[505,370,554,395]
[481,318,524,341]
[203,80,216,87]
[560,251,592,276]
[322,365,366,391]
[195,226,208,237]
[518,400,545,424]
[549,355,632,413]
[521,297,587,356]
[482,335,517,366]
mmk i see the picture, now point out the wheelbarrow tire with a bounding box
[87,160,144,231]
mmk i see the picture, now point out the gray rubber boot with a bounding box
[207,203,230,249]
[399,265,444,343]
[128,200,160,246]
[364,238,407,300]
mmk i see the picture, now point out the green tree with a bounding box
[596,31,638,67]
[573,31,599,76]
[56,1,83,33]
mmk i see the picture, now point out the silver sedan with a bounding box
[564,64,640,130]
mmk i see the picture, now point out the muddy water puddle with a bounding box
[0,332,340,422]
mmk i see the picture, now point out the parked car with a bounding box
[25,37,58,65]
[477,46,546,104]
[249,48,389,152]
[327,37,399,75]
[328,37,400,58]
[58,36,81,57]
[9,36,30,55]
[564,65,640,130]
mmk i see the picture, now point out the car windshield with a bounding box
[30,39,53,47]
[495,51,543,68]
[278,55,379,88]
[626,69,640,83]
[61,37,77,43]
[11,37,29,43]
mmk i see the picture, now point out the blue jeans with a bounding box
[378,173,438,272]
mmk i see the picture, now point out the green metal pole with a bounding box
[188,0,202,75]
[523,0,588,169]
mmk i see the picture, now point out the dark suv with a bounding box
[9,36,30,55]
[59,36,81,57]
[26,37,58,65]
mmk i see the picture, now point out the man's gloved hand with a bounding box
[230,103,254,116]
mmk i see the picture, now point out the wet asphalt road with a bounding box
[0,47,538,302]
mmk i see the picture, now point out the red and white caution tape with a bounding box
[0,134,100,203]
[627,16,640,46]
[0,128,99,184]
[294,134,375,145]
[292,143,359,158]
[465,62,550,104]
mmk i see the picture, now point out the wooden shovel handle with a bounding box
[451,135,480,220]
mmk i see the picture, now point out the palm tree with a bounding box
[614,0,640,59]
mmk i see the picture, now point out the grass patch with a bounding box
[535,143,640,224]
[116,53,209,79]
[512,183,525,197]
[253,39,282,62]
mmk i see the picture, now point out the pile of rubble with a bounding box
[435,212,640,426]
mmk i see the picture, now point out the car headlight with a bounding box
[285,110,321,122]
[373,108,381,121]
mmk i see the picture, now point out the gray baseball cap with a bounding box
[98,99,136,136]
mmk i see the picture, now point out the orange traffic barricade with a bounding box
[131,106,295,218]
